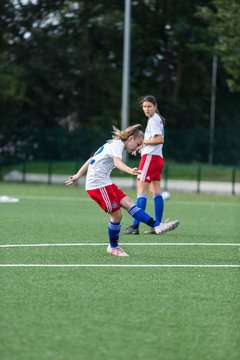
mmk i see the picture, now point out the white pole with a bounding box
[121,0,131,131]
[121,0,131,163]
[208,55,218,164]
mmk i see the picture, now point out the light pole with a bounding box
[121,0,131,131]
[208,55,218,164]
[121,0,131,162]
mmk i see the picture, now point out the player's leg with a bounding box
[87,185,128,256]
[121,195,180,236]
[121,195,160,229]
[122,154,151,234]
[150,181,164,223]
[107,209,129,257]
[149,180,180,234]
[122,181,150,234]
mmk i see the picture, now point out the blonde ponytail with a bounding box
[112,124,143,141]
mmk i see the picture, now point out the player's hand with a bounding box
[65,175,78,186]
[131,168,141,176]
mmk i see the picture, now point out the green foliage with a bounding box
[0,53,26,129]
[0,0,239,165]
[197,0,240,92]
[0,54,25,102]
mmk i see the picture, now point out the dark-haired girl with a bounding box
[123,95,179,235]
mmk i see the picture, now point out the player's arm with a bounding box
[113,157,140,176]
[65,158,91,186]
[144,134,164,145]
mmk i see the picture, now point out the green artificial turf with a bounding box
[0,183,239,360]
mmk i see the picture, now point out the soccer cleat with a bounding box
[107,246,129,257]
[122,225,139,235]
[144,219,171,235]
[154,220,180,235]
[144,227,156,235]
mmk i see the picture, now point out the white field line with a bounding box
[0,242,239,248]
[17,195,90,202]
[0,264,239,268]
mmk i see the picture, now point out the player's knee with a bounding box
[120,196,135,211]
[110,209,122,222]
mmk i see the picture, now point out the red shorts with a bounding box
[87,183,127,213]
[138,154,164,183]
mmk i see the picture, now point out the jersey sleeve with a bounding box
[107,140,123,160]
[149,114,164,137]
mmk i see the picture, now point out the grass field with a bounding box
[0,183,239,360]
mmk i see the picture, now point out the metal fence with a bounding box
[1,126,240,166]
[1,160,239,195]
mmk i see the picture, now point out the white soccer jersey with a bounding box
[141,112,164,157]
[85,139,124,190]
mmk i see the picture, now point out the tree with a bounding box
[130,0,213,128]
[0,0,239,164]
[197,0,240,92]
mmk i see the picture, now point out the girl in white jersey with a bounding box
[123,95,179,235]
[66,124,171,257]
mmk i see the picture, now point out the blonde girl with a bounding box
[66,124,168,256]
